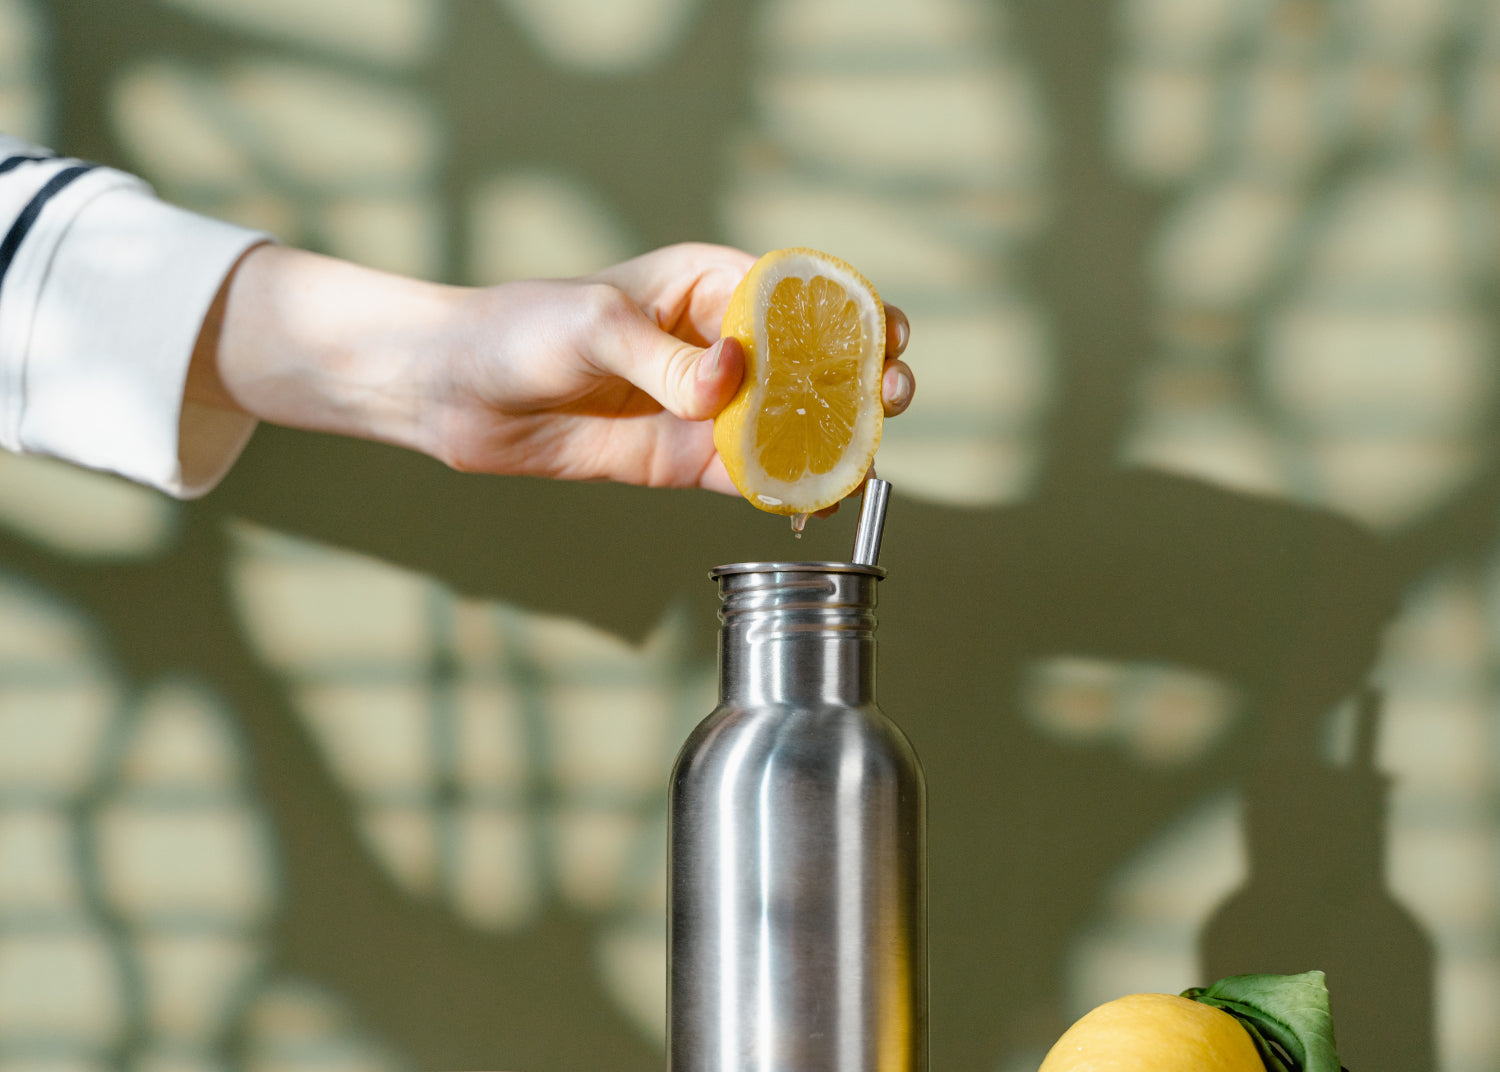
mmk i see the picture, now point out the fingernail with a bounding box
[698,340,724,382]
[893,316,909,354]
[886,366,913,411]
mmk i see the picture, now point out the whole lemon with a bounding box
[1038,992,1264,1072]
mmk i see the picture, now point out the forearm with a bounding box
[188,243,468,461]
[179,241,898,494]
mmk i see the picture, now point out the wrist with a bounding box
[196,244,469,459]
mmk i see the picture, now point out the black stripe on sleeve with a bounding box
[0,163,96,294]
[0,153,55,175]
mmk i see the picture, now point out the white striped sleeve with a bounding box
[0,135,269,498]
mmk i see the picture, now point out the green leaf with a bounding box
[1226,1015,1294,1072]
[1182,971,1342,1072]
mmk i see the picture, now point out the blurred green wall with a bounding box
[1,1,1497,1071]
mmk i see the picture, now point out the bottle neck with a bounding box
[714,565,881,707]
[1240,766,1388,890]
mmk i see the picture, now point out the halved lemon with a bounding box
[713,247,886,516]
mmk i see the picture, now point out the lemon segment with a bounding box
[713,247,886,516]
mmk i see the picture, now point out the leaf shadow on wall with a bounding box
[216,434,1437,1072]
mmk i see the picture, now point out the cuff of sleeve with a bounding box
[16,185,266,498]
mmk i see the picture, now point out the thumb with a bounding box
[677,335,745,419]
[596,298,745,419]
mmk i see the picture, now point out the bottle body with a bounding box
[668,563,927,1072]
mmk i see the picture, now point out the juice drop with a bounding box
[791,512,810,537]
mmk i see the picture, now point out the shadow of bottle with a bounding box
[1202,689,1435,1072]
[877,469,1437,1069]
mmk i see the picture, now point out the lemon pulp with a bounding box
[757,274,865,481]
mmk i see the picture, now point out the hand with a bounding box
[192,242,914,496]
[434,243,914,493]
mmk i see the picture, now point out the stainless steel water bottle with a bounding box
[668,481,927,1072]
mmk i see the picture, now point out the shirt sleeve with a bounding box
[0,135,269,499]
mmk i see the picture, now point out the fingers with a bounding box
[880,303,914,416]
[883,360,914,416]
[884,303,910,358]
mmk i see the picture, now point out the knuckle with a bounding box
[580,282,634,329]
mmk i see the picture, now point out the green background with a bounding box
[1,2,1495,1071]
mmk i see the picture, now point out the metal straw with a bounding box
[852,477,891,566]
